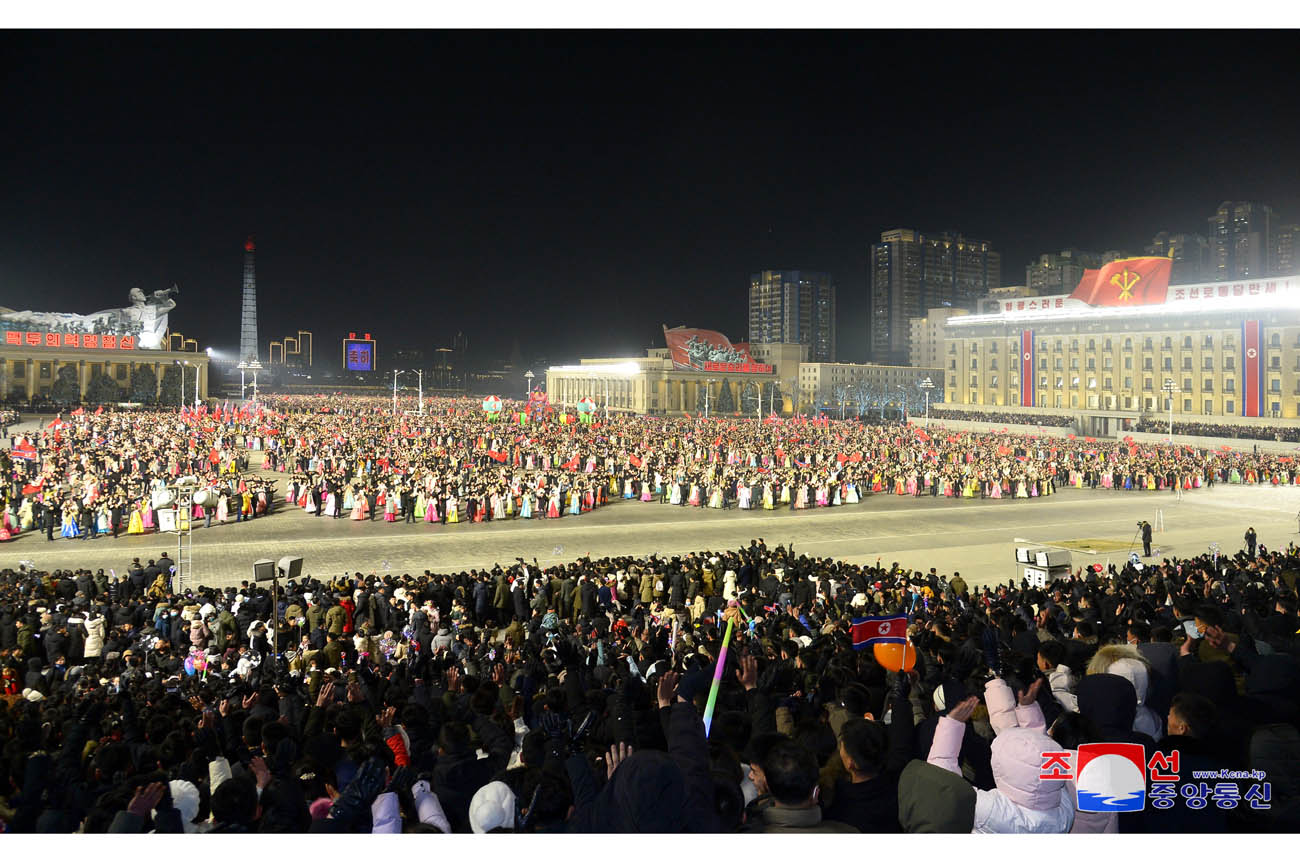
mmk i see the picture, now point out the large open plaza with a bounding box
[9,449,1299,587]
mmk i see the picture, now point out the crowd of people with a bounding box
[1132,418,1300,443]
[2,526,1298,834]
[1,405,277,542]
[925,407,1073,427]
[11,395,1300,543]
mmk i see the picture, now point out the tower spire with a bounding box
[240,235,259,363]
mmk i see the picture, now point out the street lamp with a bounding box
[392,370,405,415]
[919,377,934,423]
[1162,378,1180,438]
[525,369,534,400]
[704,378,715,418]
[175,360,187,412]
[414,369,424,416]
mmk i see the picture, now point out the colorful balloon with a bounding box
[873,641,916,672]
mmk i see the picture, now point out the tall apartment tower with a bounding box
[1145,232,1210,284]
[239,236,260,364]
[1207,201,1273,280]
[748,269,837,362]
[870,229,1000,365]
[1025,249,1100,295]
[1272,223,1300,276]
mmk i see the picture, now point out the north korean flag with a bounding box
[851,614,908,650]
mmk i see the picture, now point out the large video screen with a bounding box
[344,339,375,372]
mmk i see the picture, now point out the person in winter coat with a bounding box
[639,570,654,605]
[898,759,976,832]
[1076,673,1158,754]
[83,608,106,659]
[1087,643,1162,739]
[324,599,347,637]
[927,678,1074,833]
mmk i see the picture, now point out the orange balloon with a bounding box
[873,641,917,673]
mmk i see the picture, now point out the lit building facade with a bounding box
[1208,200,1274,280]
[547,353,779,416]
[870,229,1000,365]
[795,362,944,415]
[1026,249,1099,295]
[1146,232,1210,285]
[943,273,1300,428]
[907,306,970,368]
[748,270,837,362]
[1,339,209,403]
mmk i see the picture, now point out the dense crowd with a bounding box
[5,396,1300,542]
[1132,418,1300,443]
[1,405,276,541]
[925,407,1073,427]
[2,528,1298,834]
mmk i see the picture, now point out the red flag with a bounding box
[1068,256,1171,306]
[21,481,43,496]
[629,454,642,468]
[837,453,848,464]
[561,456,580,471]
[94,405,104,415]
[70,407,84,416]
[848,452,862,463]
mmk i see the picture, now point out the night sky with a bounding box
[3,30,1298,369]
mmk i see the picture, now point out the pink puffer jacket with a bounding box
[929,678,1075,833]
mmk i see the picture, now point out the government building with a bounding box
[941,271,1300,434]
[1,329,210,403]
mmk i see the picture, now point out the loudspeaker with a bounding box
[252,559,276,582]
[1035,549,1070,567]
[277,556,303,580]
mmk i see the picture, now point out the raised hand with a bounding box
[605,742,633,780]
[657,670,680,709]
[1017,678,1043,706]
[947,695,979,723]
[736,655,758,691]
[315,681,335,708]
[127,782,166,818]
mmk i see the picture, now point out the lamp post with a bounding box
[525,369,534,400]
[415,370,424,416]
[237,361,247,401]
[392,370,405,415]
[604,378,610,420]
[1162,378,1179,439]
[704,378,715,418]
[919,377,934,423]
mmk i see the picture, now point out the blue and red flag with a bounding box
[851,614,908,650]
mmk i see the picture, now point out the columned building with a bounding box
[547,354,779,417]
[1,336,209,403]
[942,273,1300,432]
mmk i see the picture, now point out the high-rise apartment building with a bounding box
[1208,200,1273,280]
[869,230,1000,365]
[748,269,837,362]
[1146,232,1210,285]
[1272,223,1300,276]
[1025,249,1100,295]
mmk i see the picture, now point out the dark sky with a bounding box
[3,30,1298,368]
